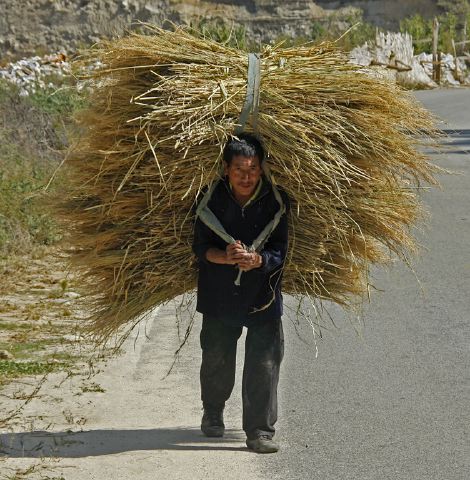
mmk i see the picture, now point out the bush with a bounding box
[28,86,84,115]
[188,10,375,52]
[401,8,470,55]
[336,9,377,51]
[400,14,433,54]
[310,9,376,51]
[189,18,251,51]
[439,12,459,53]
[0,81,81,256]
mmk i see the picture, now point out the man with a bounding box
[192,133,290,454]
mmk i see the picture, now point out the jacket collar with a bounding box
[222,175,271,207]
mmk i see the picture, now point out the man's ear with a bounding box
[223,161,229,175]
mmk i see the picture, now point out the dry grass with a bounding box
[57,25,441,345]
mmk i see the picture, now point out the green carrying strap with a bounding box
[235,53,261,134]
[195,52,285,285]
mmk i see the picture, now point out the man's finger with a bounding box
[232,254,248,261]
[237,258,252,267]
[228,245,246,255]
[228,252,247,260]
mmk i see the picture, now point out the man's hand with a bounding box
[226,241,248,264]
[238,251,263,272]
[227,241,262,272]
[205,242,262,269]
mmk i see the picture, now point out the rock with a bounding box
[0,52,73,95]
[349,32,465,89]
[63,291,81,299]
[0,0,419,59]
[0,350,14,360]
[144,4,160,15]
[350,43,374,66]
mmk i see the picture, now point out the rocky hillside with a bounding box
[1,0,439,58]
[316,1,439,29]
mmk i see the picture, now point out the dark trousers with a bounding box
[200,315,284,440]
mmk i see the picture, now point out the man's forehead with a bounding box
[229,155,260,167]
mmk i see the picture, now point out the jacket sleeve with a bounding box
[255,190,290,274]
[192,216,221,263]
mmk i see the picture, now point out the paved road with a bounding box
[1,89,468,480]
[266,88,470,480]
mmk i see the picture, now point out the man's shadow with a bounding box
[0,428,248,458]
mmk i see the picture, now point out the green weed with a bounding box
[28,86,85,115]
[0,321,34,331]
[81,382,105,393]
[0,360,65,376]
[187,10,376,52]
[401,3,470,55]
[0,80,81,256]
[0,339,50,358]
[47,351,82,362]
[188,18,251,50]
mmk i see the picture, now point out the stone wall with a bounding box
[0,0,440,58]
[315,0,439,29]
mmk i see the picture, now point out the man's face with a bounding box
[225,155,262,199]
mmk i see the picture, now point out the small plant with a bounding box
[0,78,84,257]
[0,360,63,376]
[28,86,85,115]
[60,278,68,293]
[400,14,433,54]
[400,6,470,55]
[337,9,377,50]
[311,21,327,42]
[62,408,86,425]
[80,381,105,393]
[308,8,376,50]
[189,17,250,51]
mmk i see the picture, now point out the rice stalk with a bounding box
[57,25,442,345]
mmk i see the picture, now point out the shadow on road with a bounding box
[435,129,470,155]
[0,428,247,458]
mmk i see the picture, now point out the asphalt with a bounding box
[1,88,468,480]
[265,88,470,480]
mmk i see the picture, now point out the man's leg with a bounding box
[200,314,243,414]
[242,317,284,444]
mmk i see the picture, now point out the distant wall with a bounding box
[0,0,441,59]
[315,0,440,29]
[0,1,170,58]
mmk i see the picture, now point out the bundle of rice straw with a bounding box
[60,24,440,345]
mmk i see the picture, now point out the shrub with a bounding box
[401,7,470,55]
[189,17,251,50]
[400,14,433,54]
[0,81,81,256]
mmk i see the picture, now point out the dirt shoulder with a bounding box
[0,248,95,394]
[0,299,265,480]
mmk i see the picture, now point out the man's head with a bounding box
[223,134,265,201]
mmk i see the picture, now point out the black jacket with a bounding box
[192,176,290,327]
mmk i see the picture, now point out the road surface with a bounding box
[1,89,469,480]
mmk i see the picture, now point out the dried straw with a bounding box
[59,25,441,345]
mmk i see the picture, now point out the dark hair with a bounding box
[223,133,265,165]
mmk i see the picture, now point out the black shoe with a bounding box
[246,435,279,453]
[201,409,225,437]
